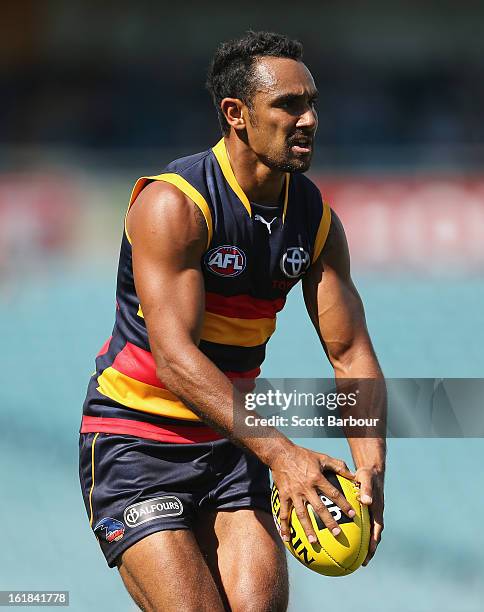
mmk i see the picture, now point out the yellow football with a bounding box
[271,472,370,577]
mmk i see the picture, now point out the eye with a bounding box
[279,99,294,110]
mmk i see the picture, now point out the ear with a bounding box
[220,98,246,132]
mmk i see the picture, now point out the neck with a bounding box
[224,133,285,204]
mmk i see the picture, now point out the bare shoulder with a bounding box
[320,209,350,276]
[323,209,348,255]
[127,180,208,253]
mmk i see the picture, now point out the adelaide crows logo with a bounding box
[94,517,125,543]
[280,247,310,278]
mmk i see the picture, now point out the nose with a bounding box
[296,105,318,131]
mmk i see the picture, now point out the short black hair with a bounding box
[206,30,303,135]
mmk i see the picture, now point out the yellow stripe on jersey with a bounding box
[157,174,213,248]
[312,201,332,263]
[282,172,290,223]
[212,138,290,222]
[97,367,200,421]
[201,311,276,347]
[124,174,213,249]
[88,432,99,527]
[140,305,274,346]
[212,139,251,216]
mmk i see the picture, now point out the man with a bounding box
[79,31,385,611]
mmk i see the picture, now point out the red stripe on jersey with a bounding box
[97,336,112,357]
[80,415,222,443]
[224,367,260,379]
[205,292,285,320]
[111,342,261,388]
[225,367,260,392]
[112,342,164,388]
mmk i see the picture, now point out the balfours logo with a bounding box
[124,496,184,528]
[205,245,246,277]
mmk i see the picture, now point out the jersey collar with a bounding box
[212,138,290,222]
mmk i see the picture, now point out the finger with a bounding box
[362,535,378,566]
[305,493,342,539]
[278,495,292,544]
[362,550,374,566]
[362,522,383,566]
[293,501,321,544]
[321,456,355,481]
[316,482,356,520]
[355,470,373,505]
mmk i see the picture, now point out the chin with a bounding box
[277,159,312,173]
[289,161,312,173]
[264,154,312,174]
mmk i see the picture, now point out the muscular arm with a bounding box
[129,181,304,463]
[302,210,386,564]
[128,181,255,440]
[127,181,358,544]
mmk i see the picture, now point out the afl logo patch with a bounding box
[205,245,246,277]
[280,247,310,278]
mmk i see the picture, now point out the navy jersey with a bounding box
[81,138,331,443]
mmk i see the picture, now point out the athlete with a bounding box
[79,31,385,611]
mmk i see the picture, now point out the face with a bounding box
[244,57,318,173]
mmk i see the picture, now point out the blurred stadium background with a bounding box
[1,1,483,610]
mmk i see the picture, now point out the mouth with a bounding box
[289,137,313,155]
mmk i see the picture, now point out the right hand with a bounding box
[270,444,356,544]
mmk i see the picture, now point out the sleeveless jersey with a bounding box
[81,138,331,443]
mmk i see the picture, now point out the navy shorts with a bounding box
[79,432,271,568]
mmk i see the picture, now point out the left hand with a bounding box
[355,466,385,566]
